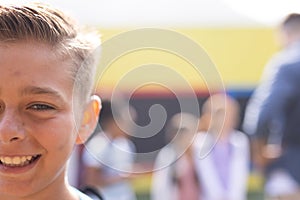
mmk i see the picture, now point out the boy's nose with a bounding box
[0,110,26,144]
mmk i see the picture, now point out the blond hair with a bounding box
[0,2,100,103]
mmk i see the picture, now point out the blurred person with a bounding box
[243,14,300,137]
[243,13,300,199]
[151,113,200,200]
[193,94,250,200]
[82,100,137,200]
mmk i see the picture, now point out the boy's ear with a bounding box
[76,95,101,144]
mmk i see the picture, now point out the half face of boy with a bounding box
[0,41,100,199]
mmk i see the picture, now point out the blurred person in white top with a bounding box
[193,94,250,200]
[82,100,137,200]
[151,113,200,200]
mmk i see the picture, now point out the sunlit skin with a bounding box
[0,41,100,200]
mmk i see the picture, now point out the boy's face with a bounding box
[0,41,97,198]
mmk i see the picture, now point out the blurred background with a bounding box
[4,0,300,199]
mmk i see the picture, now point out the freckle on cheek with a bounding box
[58,143,65,150]
[12,71,21,76]
[58,137,71,151]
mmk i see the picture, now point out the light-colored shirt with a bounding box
[193,131,250,200]
[82,133,136,200]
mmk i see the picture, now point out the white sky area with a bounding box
[1,0,300,27]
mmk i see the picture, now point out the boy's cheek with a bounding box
[27,116,78,148]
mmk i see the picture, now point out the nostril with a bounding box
[10,137,19,142]
[0,101,5,113]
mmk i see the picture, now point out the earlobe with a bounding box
[76,95,101,144]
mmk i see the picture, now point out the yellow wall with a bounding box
[95,28,279,94]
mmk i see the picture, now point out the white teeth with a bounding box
[4,157,11,164]
[0,155,38,166]
[21,156,27,162]
[12,157,21,165]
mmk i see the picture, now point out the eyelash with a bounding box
[28,104,55,111]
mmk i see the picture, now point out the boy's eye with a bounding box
[28,104,55,111]
[26,103,58,119]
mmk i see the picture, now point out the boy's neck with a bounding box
[1,169,79,200]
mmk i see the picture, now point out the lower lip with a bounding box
[0,156,41,175]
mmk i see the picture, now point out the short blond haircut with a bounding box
[0,3,100,103]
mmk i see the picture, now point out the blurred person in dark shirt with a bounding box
[243,13,300,199]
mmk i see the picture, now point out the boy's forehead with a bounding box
[0,41,76,89]
[0,40,90,105]
[0,41,54,56]
[0,41,74,72]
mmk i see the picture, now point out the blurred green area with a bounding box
[135,192,264,200]
[132,170,265,200]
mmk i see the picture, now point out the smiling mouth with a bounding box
[0,155,41,167]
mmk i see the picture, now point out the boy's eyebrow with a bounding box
[21,86,65,100]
